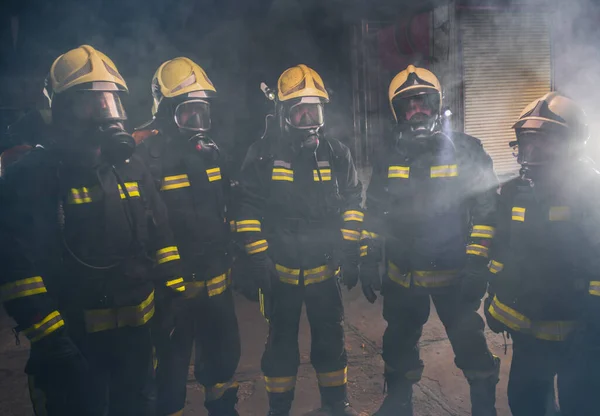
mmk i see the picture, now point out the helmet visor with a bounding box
[516,130,567,166]
[174,99,211,131]
[65,91,127,122]
[287,98,324,129]
[392,92,440,123]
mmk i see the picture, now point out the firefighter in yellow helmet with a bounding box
[134,57,241,416]
[360,65,500,415]
[484,92,600,416]
[234,64,363,416]
[0,45,183,415]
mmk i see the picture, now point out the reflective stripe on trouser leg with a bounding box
[265,376,297,393]
[205,381,240,402]
[167,411,183,416]
[317,367,348,387]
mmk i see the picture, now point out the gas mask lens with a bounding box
[287,98,324,129]
[517,130,566,166]
[393,92,439,124]
[174,99,211,131]
[69,91,127,122]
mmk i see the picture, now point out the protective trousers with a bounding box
[261,274,348,411]
[155,285,240,416]
[29,324,153,416]
[382,283,496,383]
[507,332,598,416]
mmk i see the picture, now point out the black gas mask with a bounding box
[280,97,325,152]
[392,91,440,139]
[51,89,135,165]
[514,128,570,181]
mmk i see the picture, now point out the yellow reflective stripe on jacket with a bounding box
[265,376,296,393]
[488,260,504,274]
[341,229,360,241]
[205,381,239,402]
[272,168,294,182]
[360,245,368,257]
[276,264,301,285]
[0,276,47,301]
[313,168,332,181]
[317,367,348,387]
[487,295,575,341]
[360,230,380,240]
[388,262,410,287]
[118,182,141,199]
[166,277,186,292]
[246,239,268,255]
[23,311,65,343]
[471,225,495,239]
[236,220,261,232]
[589,281,600,296]
[206,167,222,182]
[413,269,460,288]
[206,272,230,297]
[68,186,95,204]
[512,207,526,222]
[304,265,337,286]
[343,210,364,223]
[430,164,458,178]
[84,291,155,333]
[161,174,191,191]
[467,244,489,258]
[388,165,410,179]
[549,206,570,221]
[156,246,181,264]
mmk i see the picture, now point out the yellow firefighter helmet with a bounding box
[388,65,442,122]
[277,64,329,102]
[513,92,588,142]
[151,57,216,116]
[48,45,128,96]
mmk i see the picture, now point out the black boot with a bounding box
[373,374,414,416]
[267,391,294,416]
[302,386,362,416]
[205,386,239,416]
[465,356,500,416]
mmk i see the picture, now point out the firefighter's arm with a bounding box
[337,143,364,246]
[0,181,65,344]
[360,151,387,263]
[233,143,270,256]
[137,157,185,294]
[486,183,512,282]
[466,143,499,262]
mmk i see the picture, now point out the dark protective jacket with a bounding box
[0,146,182,342]
[486,159,600,341]
[137,130,232,287]
[362,131,498,289]
[235,136,363,279]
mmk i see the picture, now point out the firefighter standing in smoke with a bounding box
[134,57,241,416]
[0,45,184,415]
[359,65,500,416]
[484,92,599,416]
[234,65,363,416]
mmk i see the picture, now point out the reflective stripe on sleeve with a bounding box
[246,240,268,255]
[206,167,222,182]
[466,244,489,258]
[388,166,410,179]
[166,277,186,292]
[388,262,410,287]
[272,168,294,182]
[341,229,360,241]
[304,265,336,286]
[589,281,600,296]
[161,174,191,191]
[84,291,155,333]
[23,311,65,343]
[430,164,458,178]
[118,182,141,199]
[205,381,239,402]
[265,376,296,393]
[360,230,380,240]
[512,207,526,222]
[488,260,504,274]
[471,225,495,239]
[313,168,332,181]
[236,220,261,232]
[0,276,47,301]
[206,272,230,297]
[276,264,300,285]
[343,210,364,223]
[317,367,348,388]
[156,246,181,264]
[68,186,94,204]
[360,245,368,257]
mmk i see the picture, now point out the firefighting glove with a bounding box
[26,329,88,383]
[483,292,506,334]
[246,252,276,322]
[154,285,185,336]
[340,241,361,290]
[460,256,489,304]
[359,262,381,303]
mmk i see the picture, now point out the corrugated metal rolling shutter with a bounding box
[461,11,552,176]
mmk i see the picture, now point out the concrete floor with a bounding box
[0,290,513,416]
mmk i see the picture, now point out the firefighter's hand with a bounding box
[341,259,360,290]
[26,329,88,382]
[460,257,489,303]
[359,262,381,303]
[234,251,275,302]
